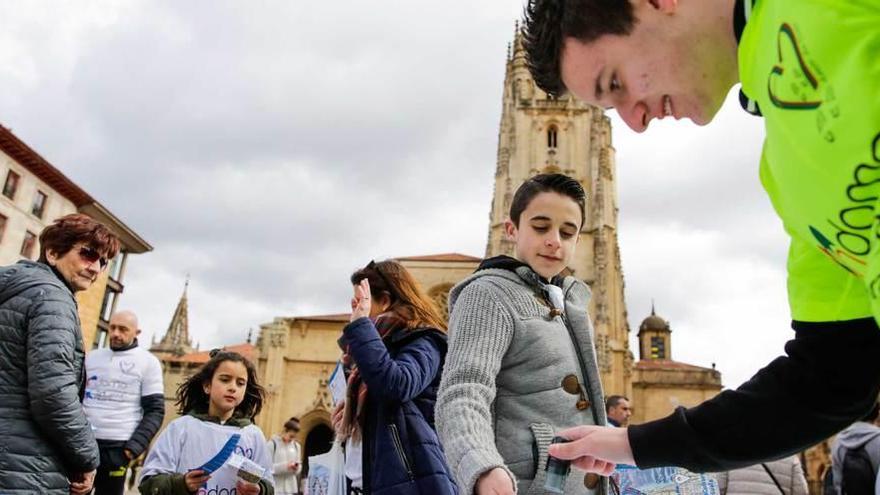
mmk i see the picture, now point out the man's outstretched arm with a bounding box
[552,318,880,472]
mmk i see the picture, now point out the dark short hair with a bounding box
[38,213,121,263]
[862,402,880,423]
[284,417,301,432]
[605,395,629,412]
[510,173,586,228]
[522,0,635,96]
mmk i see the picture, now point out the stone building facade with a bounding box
[630,308,722,424]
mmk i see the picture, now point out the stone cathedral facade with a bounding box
[150,29,739,483]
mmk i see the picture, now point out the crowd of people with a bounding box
[0,177,876,495]
[1,0,879,492]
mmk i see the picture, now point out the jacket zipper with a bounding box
[388,424,415,480]
[560,283,601,427]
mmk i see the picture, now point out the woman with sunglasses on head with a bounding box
[334,260,458,495]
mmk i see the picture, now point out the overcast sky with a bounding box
[0,1,791,390]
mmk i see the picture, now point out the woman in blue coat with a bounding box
[336,259,458,495]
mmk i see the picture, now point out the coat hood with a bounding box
[837,421,880,450]
[449,255,589,314]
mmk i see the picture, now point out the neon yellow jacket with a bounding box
[739,0,880,322]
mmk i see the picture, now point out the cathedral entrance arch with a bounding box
[299,409,333,481]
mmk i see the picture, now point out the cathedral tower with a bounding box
[486,26,633,396]
[150,279,194,357]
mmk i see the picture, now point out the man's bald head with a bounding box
[108,310,140,350]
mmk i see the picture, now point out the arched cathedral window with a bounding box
[547,125,558,149]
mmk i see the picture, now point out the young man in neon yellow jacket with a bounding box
[522,0,880,473]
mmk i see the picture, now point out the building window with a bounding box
[31,191,48,219]
[20,231,37,259]
[93,327,108,349]
[100,287,120,323]
[0,214,6,242]
[547,126,558,149]
[3,170,20,200]
[107,254,124,282]
[650,336,666,360]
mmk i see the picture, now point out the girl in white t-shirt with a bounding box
[139,350,275,495]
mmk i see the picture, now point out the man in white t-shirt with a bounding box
[83,310,165,495]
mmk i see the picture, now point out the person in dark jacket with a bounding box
[0,213,120,495]
[336,259,458,494]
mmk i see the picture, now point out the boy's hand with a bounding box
[236,478,261,495]
[184,469,211,493]
[350,278,371,321]
[476,467,515,495]
[548,425,631,475]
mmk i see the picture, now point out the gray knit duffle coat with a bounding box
[0,260,100,494]
[437,263,608,495]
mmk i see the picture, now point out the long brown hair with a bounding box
[350,259,446,332]
[176,350,266,419]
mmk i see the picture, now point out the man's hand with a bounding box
[124,449,134,460]
[184,470,211,493]
[236,478,261,495]
[476,467,515,495]
[69,469,96,495]
[548,425,632,474]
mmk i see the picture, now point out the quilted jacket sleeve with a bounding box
[26,289,99,472]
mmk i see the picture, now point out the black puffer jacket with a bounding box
[0,260,100,494]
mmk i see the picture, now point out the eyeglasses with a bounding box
[78,246,109,270]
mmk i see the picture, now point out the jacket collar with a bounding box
[187,410,253,427]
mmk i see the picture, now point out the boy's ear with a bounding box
[503,219,517,241]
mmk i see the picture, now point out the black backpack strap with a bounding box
[761,463,786,495]
[841,443,877,495]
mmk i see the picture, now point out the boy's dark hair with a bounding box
[176,350,266,419]
[510,173,586,228]
[861,401,880,423]
[522,0,635,96]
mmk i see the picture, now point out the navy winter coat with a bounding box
[0,261,100,494]
[341,317,458,495]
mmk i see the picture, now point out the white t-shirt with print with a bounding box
[140,415,275,493]
[83,346,164,441]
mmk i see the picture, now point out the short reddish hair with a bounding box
[38,213,121,263]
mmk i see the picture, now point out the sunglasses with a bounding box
[78,246,109,270]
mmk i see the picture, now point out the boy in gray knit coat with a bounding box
[437,174,607,495]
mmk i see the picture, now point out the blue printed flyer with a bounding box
[612,465,721,495]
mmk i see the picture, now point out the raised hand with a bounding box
[350,278,372,321]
